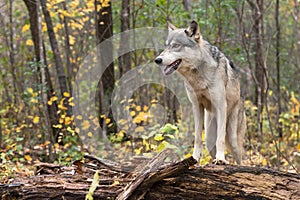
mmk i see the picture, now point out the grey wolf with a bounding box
[155,21,246,164]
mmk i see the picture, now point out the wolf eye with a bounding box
[171,44,181,49]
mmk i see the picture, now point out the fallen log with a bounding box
[116,152,197,199]
[145,164,300,200]
[1,153,299,200]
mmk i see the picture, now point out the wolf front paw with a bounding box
[192,152,201,163]
[212,158,229,165]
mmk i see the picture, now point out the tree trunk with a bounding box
[247,0,267,147]
[94,0,115,135]
[23,0,40,62]
[61,1,72,96]
[23,0,60,146]
[2,155,299,200]
[183,0,193,12]
[40,0,71,117]
[9,0,18,105]
[119,0,131,76]
[275,0,282,139]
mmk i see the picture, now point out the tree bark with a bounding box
[94,0,115,135]
[2,156,299,200]
[23,0,40,62]
[247,0,267,147]
[183,0,193,12]
[61,1,72,96]
[119,0,131,76]
[9,0,18,104]
[23,0,60,145]
[40,0,71,117]
[275,0,282,139]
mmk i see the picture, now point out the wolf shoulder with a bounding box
[204,41,239,79]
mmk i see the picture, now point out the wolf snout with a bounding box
[154,57,163,65]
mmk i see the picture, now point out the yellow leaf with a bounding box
[51,96,58,101]
[82,120,90,130]
[67,126,75,133]
[111,180,120,187]
[68,97,74,102]
[136,105,141,111]
[26,39,34,46]
[151,99,158,104]
[53,23,62,33]
[130,111,136,116]
[143,139,150,151]
[22,24,30,33]
[69,35,75,45]
[71,0,79,8]
[135,126,144,132]
[92,117,98,126]
[53,124,63,129]
[76,115,83,120]
[120,99,126,104]
[261,158,267,166]
[184,153,192,159]
[65,117,71,125]
[24,155,32,162]
[86,170,99,200]
[27,87,34,94]
[143,105,149,111]
[33,116,40,124]
[88,132,93,137]
[86,1,94,11]
[133,112,147,123]
[65,157,72,162]
[100,0,110,7]
[105,118,111,124]
[100,114,106,119]
[296,143,300,151]
[42,23,47,32]
[154,133,164,141]
[134,146,143,155]
[63,92,70,97]
[30,98,38,103]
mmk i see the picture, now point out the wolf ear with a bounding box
[185,20,203,45]
[167,21,177,31]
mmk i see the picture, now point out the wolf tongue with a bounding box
[163,66,175,75]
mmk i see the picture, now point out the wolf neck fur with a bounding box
[180,44,218,91]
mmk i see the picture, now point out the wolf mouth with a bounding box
[163,59,182,75]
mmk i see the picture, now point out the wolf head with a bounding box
[155,21,204,75]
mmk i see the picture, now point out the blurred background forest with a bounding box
[0,0,299,181]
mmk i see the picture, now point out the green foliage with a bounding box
[244,89,300,170]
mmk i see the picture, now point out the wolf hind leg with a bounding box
[205,111,217,159]
[236,102,246,163]
[226,106,242,164]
